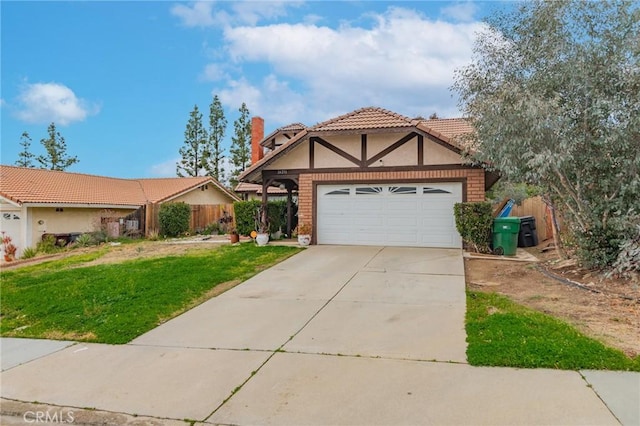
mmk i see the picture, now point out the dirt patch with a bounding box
[0,236,235,270]
[465,245,640,358]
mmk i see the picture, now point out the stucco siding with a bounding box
[267,143,309,170]
[171,185,233,204]
[314,143,358,168]
[425,138,463,165]
[28,207,136,248]
[366,133,412,161]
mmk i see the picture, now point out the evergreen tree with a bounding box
[37,123,78,171]
[176,105,209,177]
[229,102,251,186]
[206,95,227,180]
[16,131,35,168]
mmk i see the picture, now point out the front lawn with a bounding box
[466,291,640,371]
[1,243,300,344]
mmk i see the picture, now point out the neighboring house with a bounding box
[234,182,290,201]
[239,106,498,248]
[0,165,239,255]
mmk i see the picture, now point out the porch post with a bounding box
[286,185,293,237]
[261,176,270,230]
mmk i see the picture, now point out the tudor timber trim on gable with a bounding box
[257,129,464,176]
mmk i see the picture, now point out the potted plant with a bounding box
[229,228,240,244]
[254,206,270,246]
[255,221,270,246]
[297,223,312,247]
[2,232,17,261]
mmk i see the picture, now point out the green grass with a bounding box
[466,291,640,371]
[1,243,300,344]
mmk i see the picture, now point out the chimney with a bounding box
[251,116,265,164]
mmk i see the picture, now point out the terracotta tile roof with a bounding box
[310,107,414,132]
[0,165,238,206]
[234,182,289,195]
[137,177,239,203]
[279,122,306,132]
[421,118,474,139]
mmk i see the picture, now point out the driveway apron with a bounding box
[0,246,624,425]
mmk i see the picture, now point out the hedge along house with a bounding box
[240,107,499,248]
[0,165,239,256]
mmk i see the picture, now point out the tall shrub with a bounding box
[234,200,261,236]
[454,202,493,253]
[159,202,191,237]
[267,200,287,234]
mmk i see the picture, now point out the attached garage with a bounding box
[317,182,462,248]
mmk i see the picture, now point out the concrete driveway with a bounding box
[0,246,633,425]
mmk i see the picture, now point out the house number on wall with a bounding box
[277,170,288,175]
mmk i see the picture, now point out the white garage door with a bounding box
[317,182,462,248]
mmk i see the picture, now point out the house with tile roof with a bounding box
[234,182,290,201]
[239,106,498,247]
[0,165,239,256]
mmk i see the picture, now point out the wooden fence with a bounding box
[509,196,553,242]
[189,204,235,233]
[144,203,235,236]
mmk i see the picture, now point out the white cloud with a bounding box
[441,2,479,22]
[216,7,483,121]
[217,74,308,124]
[172,1,301,28]
[231,1,302,26]
[171,2,216,27]
[15,82,99,125]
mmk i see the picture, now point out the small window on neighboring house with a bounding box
[56,208,64,212]
[355,187,383,195]
[423,187,451,194]
[326,188,350,195]
[389,186,417,195]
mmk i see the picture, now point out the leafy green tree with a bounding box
[16,131,35,168]
[206,95,227,180]
[453,0,640,269]
[177,105,209,177]
[229,102,252,186]
[37,123,78,171]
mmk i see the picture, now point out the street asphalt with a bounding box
[1,246,638,425]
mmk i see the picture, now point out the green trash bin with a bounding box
[492,217,521,256]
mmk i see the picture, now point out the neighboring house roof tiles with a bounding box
[235,182,289,195]
[137,177,239,203]
[260,122,307,147]
[0,165,238,206]
[279,122,307,132]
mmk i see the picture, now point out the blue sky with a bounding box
[1,1,507,180]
